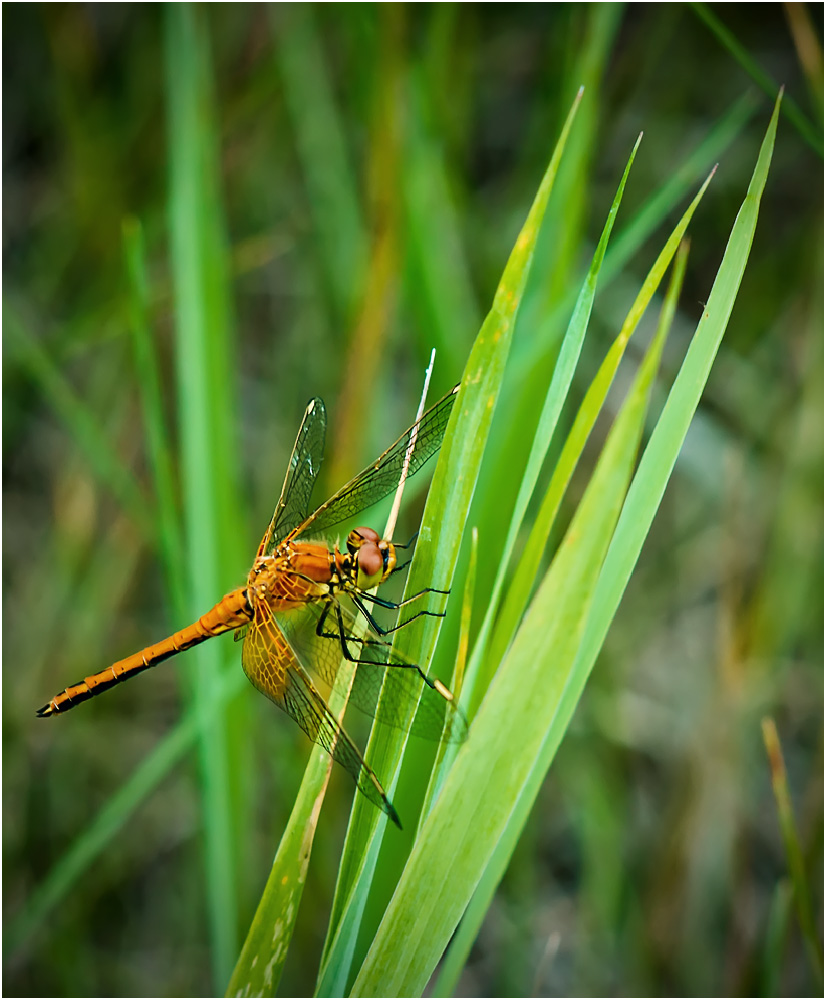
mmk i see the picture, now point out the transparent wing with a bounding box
[274,597,468,745]
[293,384,459,542]
[258,397,327,557]
[240,598,399,825]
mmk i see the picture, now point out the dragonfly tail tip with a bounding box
[35,703,54,718]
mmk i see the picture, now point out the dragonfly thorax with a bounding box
[247,542,336,611]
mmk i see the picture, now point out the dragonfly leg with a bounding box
[349,593,445,639]
[314,599,438,691]
[359,587,450,609]
[315,598,394,652]
[327,602,437,691]
[314,599,384,655]
[392,531,419,551]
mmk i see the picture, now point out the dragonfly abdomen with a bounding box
[37,588,252,717]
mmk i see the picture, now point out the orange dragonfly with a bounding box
[38,384,466,826]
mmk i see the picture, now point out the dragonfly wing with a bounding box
[241,600,399,825]
[294,384,458,542]
[259,397,327,557]
[275,598,468,744]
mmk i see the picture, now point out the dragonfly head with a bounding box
[347,527,397,589]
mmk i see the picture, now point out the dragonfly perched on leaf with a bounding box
[38,384,466,827]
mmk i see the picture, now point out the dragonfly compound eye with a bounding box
[356,541,384,590]
[347,525,380,554]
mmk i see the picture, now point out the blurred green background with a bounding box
[3,3,822,997]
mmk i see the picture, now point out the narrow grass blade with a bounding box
[690,2,822,156]
[419,525,477,826]
[4,667,248,962]
[572,90,782,697]
[362,87,780,994]
[165,5,243,988]
[315,90,586,998]
[3,304,155,543]
[510,89,757,383]
[122,217,187,616]
[762,879,794,997]
[272,3,366,322]
[229,365,437,995]
[226,661,357,998]
[484,165,715,685]
[351,220,674,1000]
[762,717,824,987]
[402,72,482,375]
[473,97,783,995]
[461,132,642,715]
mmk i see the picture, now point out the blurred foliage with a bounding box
[3,3,822,998]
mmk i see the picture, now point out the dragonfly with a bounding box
[38,384,466,827]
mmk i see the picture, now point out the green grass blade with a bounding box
[571,90,782,691]
[510,89,757,384]
[358,86,779,995]
[490,102,782,995]
[4,667,248,962]
[165,5,243,988]
[351,219,673,1000]
[122,217,187,616]
[226,768,331,997]
[314,90,586,998]
[762,879,794,997]
[460,132,641,715]
[229,373,445,998]
[434,238,691,997]
[402,73,481,375]
[690,2,822,156]
[762,717,824,988]
[3,303,155,543]
[485,165,715,684]
[227,660,357,998]
[273,3,366,322]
